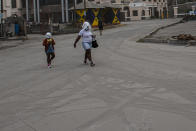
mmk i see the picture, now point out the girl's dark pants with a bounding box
[46,52,55,65]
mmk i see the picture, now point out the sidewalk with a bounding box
[0,24,124,51]
[0,34,42,50]
[93,24,125,31]
[154,20,196,39]
[139,20,196,45]
[0,39,25,50]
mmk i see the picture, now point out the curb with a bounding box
[137,19,183,43]
[1,24,124,41]
[0,36,28,41]
[139,38,168,43]
[93,24,125,31]
[0,24,124,51]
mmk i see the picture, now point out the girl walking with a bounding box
[42,32,56,68]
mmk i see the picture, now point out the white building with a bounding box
[93,0,113,4]
[1,0,23,19]
[129,0,168,20]
[94,0,168,21]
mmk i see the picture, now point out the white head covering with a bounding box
[82,21,91,31]
[45,32,52,38]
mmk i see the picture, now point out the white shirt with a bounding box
[79,29,93,43]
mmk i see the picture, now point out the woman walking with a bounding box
[98,18,103,36]
[74,21,95,67]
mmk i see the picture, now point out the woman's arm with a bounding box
[74,35,81,48]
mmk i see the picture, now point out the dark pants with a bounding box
[46,52,55,65]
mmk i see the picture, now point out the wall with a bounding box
[129,0,168,20]
[12,0,22,16]
[130,7,143,20]
[3,0,22,18]
[3,0,12,18]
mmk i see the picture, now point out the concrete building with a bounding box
[174,2,196,16]
[130,0,168,20]
[20,0,70,23]
[95,0,168,21]
[94,0,112,3]
[115,0,168,21]
[1,0,23,36]
[0,0,23,19]
[0,0,72,23]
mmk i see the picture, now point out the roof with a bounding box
[69,1,104,10]
[42,5,61,13]
[133,0,142,3]
[100,2,121,8]
[69,1,121,10]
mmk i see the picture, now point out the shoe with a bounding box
[48,64,51,68]
[90,63,95,67]
[84,60,88,65]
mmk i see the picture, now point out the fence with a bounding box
[27,23,80,34]
[0,23,5,37]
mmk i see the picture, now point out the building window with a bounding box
[133,10,138,16]
[40,0,61,6]
[142,10,145,16]
[111,0,116,3]
[22,0,26,8]
[12,0,17,8]
[124,6,130,17]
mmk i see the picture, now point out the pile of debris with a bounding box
[172,34,196,41]
[171,34,196,46]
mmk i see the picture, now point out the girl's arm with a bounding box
[52,39,56,45]
[43,39,47,46]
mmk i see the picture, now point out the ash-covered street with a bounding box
[1,19,196,131]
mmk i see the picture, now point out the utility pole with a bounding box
[33,0,37,23]
[0,0,3,37]
[74,0,76,23]
[65,0,69,23]
[84,0,86,9]
[173,0,178,18]
[61,0,65,23]
[26,0,29,21]
[152,0,155,17]
[84,0,86,19]
[37,0,40,23]
[73,0,77,32]
[0,0,3,14]
[0,0,3,22]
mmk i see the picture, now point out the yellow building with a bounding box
[70,1,121,27]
